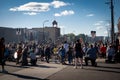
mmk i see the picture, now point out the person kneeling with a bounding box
[84,45,97,67]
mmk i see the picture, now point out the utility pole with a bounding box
[110,0,115,44]
[106,0,115,43]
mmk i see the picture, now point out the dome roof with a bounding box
[52,20,58,25]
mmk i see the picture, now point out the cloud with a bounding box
[105,23,110,26]
[86,14,94,17]
[54,13,61,17]
[9,1,71,15]
[51,0,70,8]
[54,10,74,17]
[10,2,50,12]
[104,30,109,36]
[93,21,105,30]
[59,25,65,28]
[104,30,108,34]
[93,21,104,26]
[94,23,101,26]
[96,26,103,30]
[23,12,38,15]
[93,21,111,36]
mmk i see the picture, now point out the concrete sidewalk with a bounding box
[0,63,67,80]
[0,58,111,80]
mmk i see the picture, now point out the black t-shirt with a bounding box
[75,43,82,52]
[0,43,5,58]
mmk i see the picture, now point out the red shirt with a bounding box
[100,46,106,54]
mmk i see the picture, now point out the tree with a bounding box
[64,33,75,42]
[76,34,86,43]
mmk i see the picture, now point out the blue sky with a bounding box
[0,0,120,36]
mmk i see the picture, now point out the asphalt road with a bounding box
[0,59,120,80]
[47,63,120,80]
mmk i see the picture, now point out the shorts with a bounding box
[75,51,83,58]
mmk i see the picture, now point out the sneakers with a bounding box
[80,66,83,69]
[74,66,83,69]
[74,66,77,69]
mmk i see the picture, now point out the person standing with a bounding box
[74,39,83,69]
[67,46,73,64]
[45,45,51,63]
[53,46,59,63]
[63,41,69,53]
[106,45,115,63]
[100,44,107,58]
[63,41,69,61]
[59,46,66,65]
[0,37,8,73]
[21,46,28,66]
[29,48,37,66]
[16,45,22,65]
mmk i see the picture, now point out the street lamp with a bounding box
[43,20,49,44]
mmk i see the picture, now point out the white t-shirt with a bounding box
[64,43,69,53]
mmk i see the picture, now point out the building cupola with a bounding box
[52,20,58,27]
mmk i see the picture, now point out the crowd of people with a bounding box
[0,37,120,73]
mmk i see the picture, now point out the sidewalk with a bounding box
[0,62,67,80]
[0,58,114,80]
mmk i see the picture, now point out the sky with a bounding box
[0,0,120,36]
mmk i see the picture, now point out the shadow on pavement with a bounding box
[6,64,30,68]
[0,72,49,80]
[6,62,57,69]
[84,66,120,74]
[97,65,120,69]
[34,64,57,68]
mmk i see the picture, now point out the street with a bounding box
[0,59,120,80]
[48,63,120,80]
